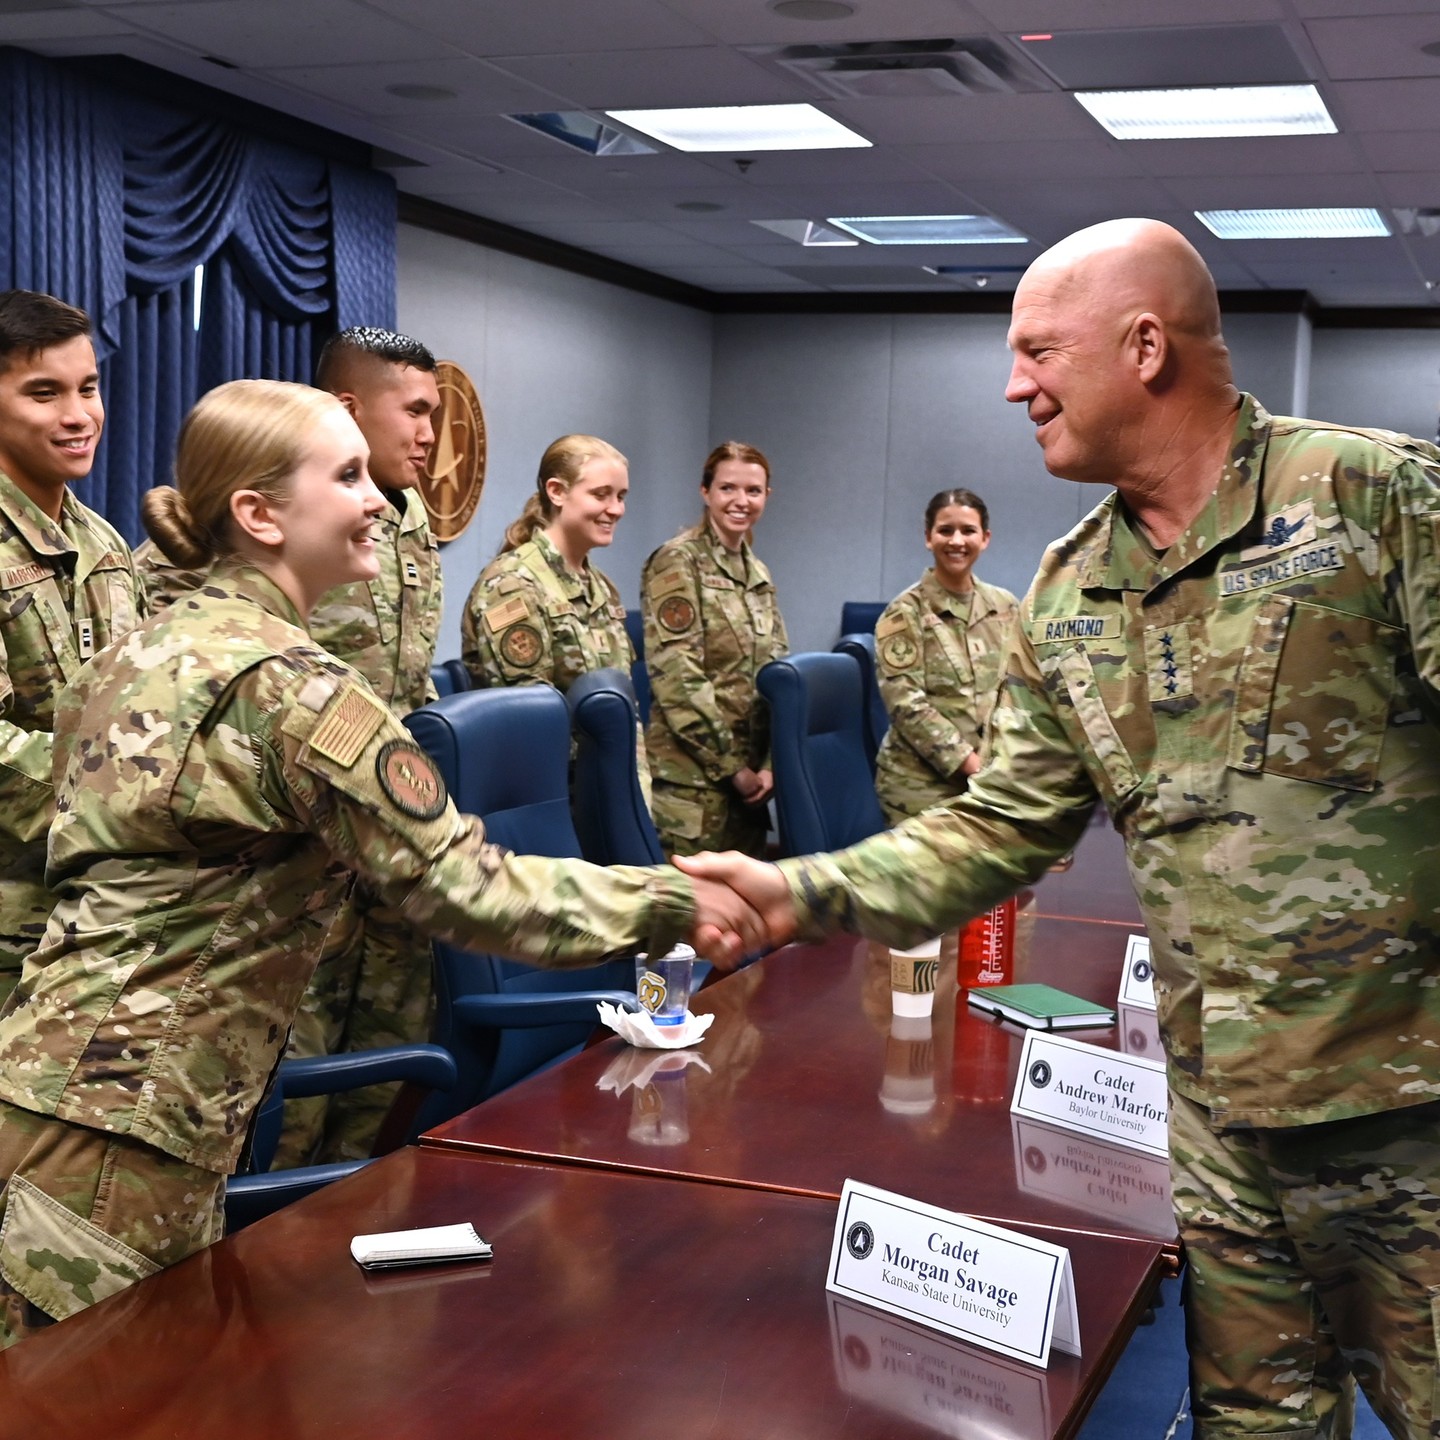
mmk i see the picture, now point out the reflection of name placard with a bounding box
[827,1180,1078,1368]
[1011,1032,1168,1159]
[829,1295,1050,1439]
[1119,1003,1162,1060]
[1011,1115,1175,1239]
[1118,935,1156,1010]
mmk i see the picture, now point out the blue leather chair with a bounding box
[833,632,888,773]
[839,601,886,638]
[623,609,652,726]
[226,1043,457,1231]
[758,652,886,858]
[430,658,472,698]
[405,686,641,1128]
[566,667,665,866]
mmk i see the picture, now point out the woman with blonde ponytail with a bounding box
[461,434,636,698]
[0,384,749,1345]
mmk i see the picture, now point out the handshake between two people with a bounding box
[674,851,797,970]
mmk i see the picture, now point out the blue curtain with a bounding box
[0,47,397,542]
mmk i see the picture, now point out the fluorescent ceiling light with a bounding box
[604,103,870,152]
[1196,208,1390,240]
[827,214,1027,245]
[1076,84,1335,140]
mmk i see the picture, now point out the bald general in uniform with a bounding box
[684,219,1440,1440]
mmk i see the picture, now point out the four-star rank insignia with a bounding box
[377,739,448,820]
[1144,621,1193,703]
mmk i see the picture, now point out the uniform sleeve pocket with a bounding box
[1228,595,1400,790]
[1051,646,1141,807]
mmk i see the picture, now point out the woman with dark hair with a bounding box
[873,488,1018,822]
[642,441,788,856]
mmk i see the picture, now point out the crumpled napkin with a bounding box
[596,1046,713,1095]
[597,1001,714,1050]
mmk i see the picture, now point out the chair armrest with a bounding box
[278,1044,457,1097]
[452,991,640,1030]
[225,1161,368,1230]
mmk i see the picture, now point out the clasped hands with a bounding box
[675,851,796,969]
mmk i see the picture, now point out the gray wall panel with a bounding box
[397,223,713,663]
[1309,328,1440,440]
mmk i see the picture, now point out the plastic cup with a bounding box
[889,936,941,1017]
[635,944,696,1026]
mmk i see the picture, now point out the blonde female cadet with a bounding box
[462,435,634,697]
[642,441,787,857]
[0,382,753,1343]
[873,488,1018,823]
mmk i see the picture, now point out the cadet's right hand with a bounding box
[677,851,797,958]
[687,876,767,969]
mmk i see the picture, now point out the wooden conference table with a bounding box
[0,1147,1166,1440]
[0,816,1170,1440]
[423,821,1172,1252]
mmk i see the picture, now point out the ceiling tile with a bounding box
[824,92,1101,146]
[260,56,569,118]
[1329,77,1440,131]
[901,138,1141,183]
[654,0,994,46]
[968,0,1284,26]
[1304,14,1440,80]
[489,46,804,109]
[364,0,712,56]
[500,149,734,190]
[1127,134,1365,178]
[1357,129,1440,172]
[1160,171,1382,210]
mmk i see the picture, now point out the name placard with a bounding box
[1011,1031,1168,1159]
[828,1295,1049,1439]
[827,1179,1078,1368]
[1010,1116,1175,1240]
[1118,934,1156,1010]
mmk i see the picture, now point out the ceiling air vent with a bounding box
[744,38,1051,100]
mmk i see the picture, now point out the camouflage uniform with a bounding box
[0,472,140,1005]
[461,529,649,804]
[778,397,1440,1438]
[461,530,632,694]
[873,570,1018,823]
[642,522,788,856]
[0,561,693,1336]
[137,490,445,1165]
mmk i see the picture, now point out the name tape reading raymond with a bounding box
[828,1179,1078,1367]
[1011,1030,1168,1160]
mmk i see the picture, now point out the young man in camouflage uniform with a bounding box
[136,327,445,1163]
[0,291,141,1005]
[684,219,1440,1440]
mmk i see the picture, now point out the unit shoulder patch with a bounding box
[657,594,697,634]
[500,622,543,668]
[376,738,448,820]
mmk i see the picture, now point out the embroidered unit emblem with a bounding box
[376,739,448,820]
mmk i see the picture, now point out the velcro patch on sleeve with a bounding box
[483,594,532,634]
[649,567,687,598]
[874,609,908,640]
[657,594,697,633]
[307,683,390,768]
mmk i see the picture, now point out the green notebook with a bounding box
[966,983,1115,1032]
